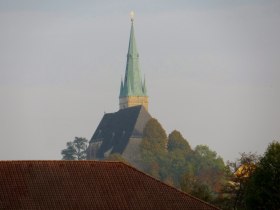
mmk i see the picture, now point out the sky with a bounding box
[0,0,279,162]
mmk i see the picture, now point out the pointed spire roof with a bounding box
[142,76,147,95]
[120,15,147,98]
[119,78,124,97]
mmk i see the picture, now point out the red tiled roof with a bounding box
[0,161,219,209]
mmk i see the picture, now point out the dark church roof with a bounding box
[89,105,151,158]
[0,161,219,210]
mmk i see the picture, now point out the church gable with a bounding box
[132,105,151,136]
[88,106,151,159]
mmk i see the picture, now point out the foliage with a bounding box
[167,130,193,186]
[220,152,260,209]
[179,145,226,203]
[139,119,226,206]
[219,142,280,210]
[138,119,280,209]
[168,130,191,153]
[105,153,129,164]
[61,137,88,160]
[59,120,279,209]
[140,118,168,179]
[181,173,214,202]
[142,118,168,152]
[130,117,279,209]
[244,141,280,209]
[193,145,225,177]
[234,153,259,209]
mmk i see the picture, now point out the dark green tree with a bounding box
[245,141,280,209]
[140,118,168,179]
[142,118,167,151]
[180,172,214,202]
[167,130,191,153]
[138,119,228,206]
[167,130,192,186]
[61,137,88,160]
[193,145,225,190]
[180,145,226,205]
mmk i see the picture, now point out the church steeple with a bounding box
[119,12,148,110]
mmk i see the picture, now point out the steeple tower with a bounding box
[119,12,148,110]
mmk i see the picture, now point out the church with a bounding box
[87,13,151,164]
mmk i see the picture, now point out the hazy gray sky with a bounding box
[0,0,279,161]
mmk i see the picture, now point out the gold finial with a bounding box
[130,11,135,22]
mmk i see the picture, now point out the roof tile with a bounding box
[0,161,219,209]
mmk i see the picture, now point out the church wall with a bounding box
[87,141,102,160]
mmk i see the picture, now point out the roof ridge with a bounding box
[116,161,221,210]
[0,160,218,209]
[0,160,124,164]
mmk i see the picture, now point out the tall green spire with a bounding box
[119,78,124,96]
[119,15,147,98]
[142,76,147,95]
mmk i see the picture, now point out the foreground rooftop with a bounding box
[0,161,219,209]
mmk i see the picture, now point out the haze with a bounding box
[0,0,279,161]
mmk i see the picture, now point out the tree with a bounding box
[142,118,168,150]
[245,141,280,209]
[167,130,192,186]
[61,137,88,160]
[180,145,226,206]
[223,152,259,209]
[105,153,129,164]
[138,119,228,206]
[140,118,168,179]
[193,145,225,191]
[167,130,191,153]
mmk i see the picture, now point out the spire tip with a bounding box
[130,11,135,22]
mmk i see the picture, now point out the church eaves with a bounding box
[119,18,147,98]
